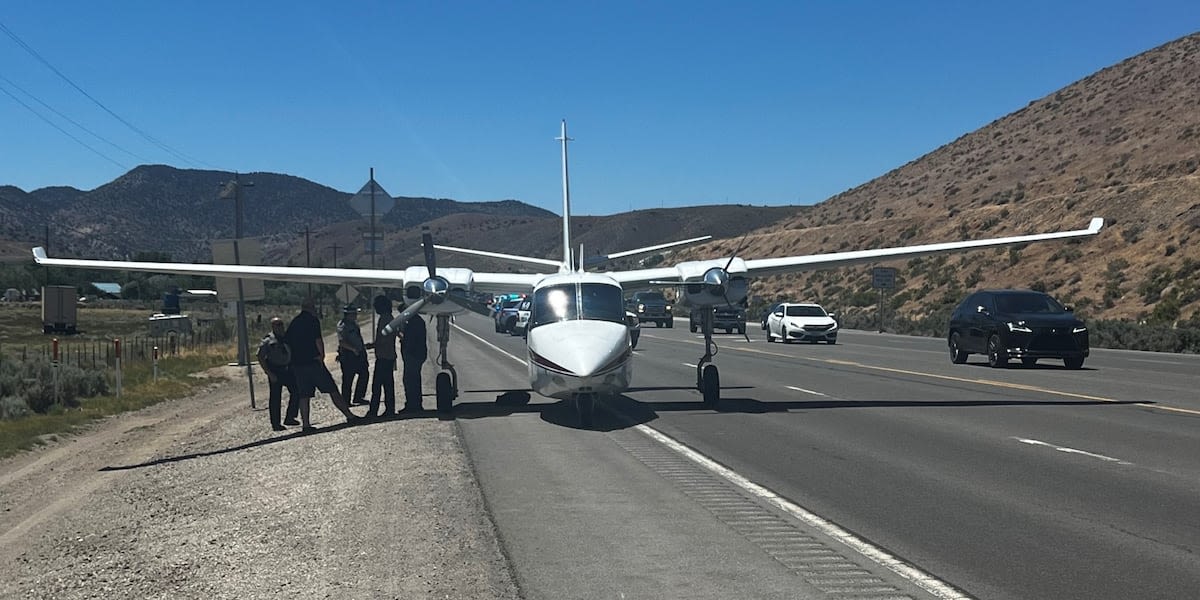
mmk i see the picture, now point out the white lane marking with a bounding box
[1013,437,1133,465]
[1128,358,1186,366]
[786,385,827,397]
[683,363,697,368]
[636,425,971,600]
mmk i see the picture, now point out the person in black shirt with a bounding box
[284,298,358,430]
[398,303,428,413]
[366,295,398,418]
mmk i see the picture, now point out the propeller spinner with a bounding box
[382,226,451,336]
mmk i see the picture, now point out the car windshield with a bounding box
[785,305,827,317]
[635,292,665,302]
[531,282,625,328]
[995,293,1066,314]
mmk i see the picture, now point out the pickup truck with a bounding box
[689,304,747,334]
[625,291,673,328]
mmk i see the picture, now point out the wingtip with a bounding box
[1088,217,1104,233]
[32,247,47,262]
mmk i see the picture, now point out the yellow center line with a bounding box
[654,336,1200,415]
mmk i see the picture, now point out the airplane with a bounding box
[32,120,1106,427]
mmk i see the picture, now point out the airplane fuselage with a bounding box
[525,272,634,400]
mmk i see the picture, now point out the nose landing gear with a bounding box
[695,306,720,408]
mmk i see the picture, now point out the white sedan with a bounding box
[765,303,838,344]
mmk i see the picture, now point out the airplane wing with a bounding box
[31,246,549,297]
[607,217,1105,290]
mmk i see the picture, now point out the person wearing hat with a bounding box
[336,303,370,407]
[257,316,297,431]
[284,298,358,430]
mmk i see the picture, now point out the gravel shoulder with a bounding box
[0,349,520,600]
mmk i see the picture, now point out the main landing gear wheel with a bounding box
[575,393,595,428]
[436,372,454,414]
[701,364,720,407]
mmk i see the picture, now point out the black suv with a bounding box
[948,289,1089,369]
[689,304,747,334]
[626,291,673,328]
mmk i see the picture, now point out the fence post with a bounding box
[153,345,159,382]
[114,338,122,397]
[52,338,60,406]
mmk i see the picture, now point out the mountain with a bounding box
[0,166,554,263]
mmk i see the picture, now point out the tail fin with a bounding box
[557,120,573,271]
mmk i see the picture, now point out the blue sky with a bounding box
[2,2,1198,216]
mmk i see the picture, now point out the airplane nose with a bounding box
[530,320,628,377]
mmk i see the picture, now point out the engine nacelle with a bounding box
[681,268,749,307]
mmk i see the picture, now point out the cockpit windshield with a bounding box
[530,283,625,328]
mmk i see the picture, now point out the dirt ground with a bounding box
[0,357,521,600]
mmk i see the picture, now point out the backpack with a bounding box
[258,333,292,368]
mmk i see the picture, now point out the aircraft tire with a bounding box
[702,364,720,407]
[436,372,454,413]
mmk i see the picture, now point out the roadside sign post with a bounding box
[52,338,60,406]
[114,338,122,397]
[350,171,395,342]
[871,267,897,333]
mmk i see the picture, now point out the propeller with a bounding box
[711,232,753,342]
[382,226,448,336]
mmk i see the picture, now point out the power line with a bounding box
[0,79,128,170]
[0,72,149,163]
[0,19,218,170]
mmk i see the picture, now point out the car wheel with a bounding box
[1064,357,1084,369]
[949,332,968,364]
[826,339,836,345]
[737,326,745,335]
[1021,357,1037,367]
[987,334,1008,368]
[781,327,790,344]
[690,322,697,333]
[666,319,673,329]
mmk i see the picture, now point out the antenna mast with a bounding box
[557,120,573,271]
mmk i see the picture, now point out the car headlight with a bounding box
[1007,321,1033,333]
[638,303,645,311]
[666,304,673,312]
[828,321,838,330]
[1073,326,1087,333]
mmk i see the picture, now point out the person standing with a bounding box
[336,304,370,406]
[399,304,428,413]
[366,295,398,418]
[256,317,297,432]
[285,298,358,431]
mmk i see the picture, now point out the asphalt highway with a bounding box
[444,311,1200,600]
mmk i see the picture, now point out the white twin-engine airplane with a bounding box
[33,121,1105,426]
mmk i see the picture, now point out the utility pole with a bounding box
[330,243,345,304]
[298,226,312,300]
[369,168,377,340]
[222,174,256,408]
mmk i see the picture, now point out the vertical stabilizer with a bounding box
[557,120,573,272]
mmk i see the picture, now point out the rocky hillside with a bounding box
[674,31,1200,324]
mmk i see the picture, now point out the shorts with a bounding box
[292,362,338,398]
